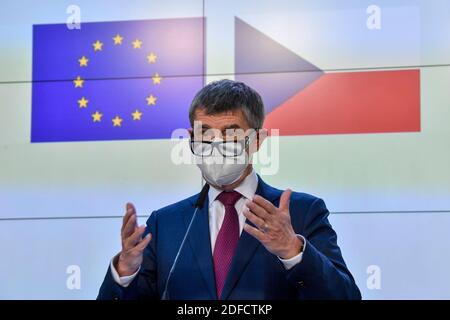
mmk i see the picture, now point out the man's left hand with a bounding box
[243,189,303,259]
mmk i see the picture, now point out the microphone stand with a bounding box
[161,183,210,300]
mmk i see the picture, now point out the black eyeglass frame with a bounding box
[189,132,256,157]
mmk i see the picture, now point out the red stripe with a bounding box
[264,70,421,135]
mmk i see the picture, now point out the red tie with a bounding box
[213,191,242,299]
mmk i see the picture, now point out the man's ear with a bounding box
[255,128,268,151]
[248,128,268,153]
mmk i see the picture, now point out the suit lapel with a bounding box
[220,176,281,300]
[183,196,217,299]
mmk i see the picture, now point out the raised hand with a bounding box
[243,189,303,259]
[115,202,152,276]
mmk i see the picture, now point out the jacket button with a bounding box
[298,281,305,287]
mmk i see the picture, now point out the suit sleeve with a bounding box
[97,211,159,300]
[285,198,362,300]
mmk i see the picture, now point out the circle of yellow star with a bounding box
[132,110,143,121]
[146,94,157,106]
[152,73,162,85]
[132,39,142,49]
[78,97,89,108]
[112,115,123,127]
[93,40,103,51]
[92,111,103,122]
[73,76,84,88]
[78,56,89,67]
[113,34,123,45]
[146,52,157,64]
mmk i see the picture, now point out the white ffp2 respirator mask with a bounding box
[194,134,255,187]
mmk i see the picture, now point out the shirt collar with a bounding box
[208,169,258,205]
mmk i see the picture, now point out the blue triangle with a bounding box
[235,17,323,114]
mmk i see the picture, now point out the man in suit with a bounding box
[98,79,361,300]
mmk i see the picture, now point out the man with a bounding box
[98,79,361,300]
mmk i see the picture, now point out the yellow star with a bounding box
[146,94,157,106]
[146,52,157,64]
[132,39,142,49]
[78,56,89,67]
[112,115,123,127]
[113,34,123,45]
[152,73,162,85]
[92,111,102,122]
[73,76,84,88]
[132,110,143,121]
[78,97,89,108]
[93,40,103,51]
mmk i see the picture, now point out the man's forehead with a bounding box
[193,108,249,130]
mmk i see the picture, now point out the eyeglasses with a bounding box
[190,136,251,157]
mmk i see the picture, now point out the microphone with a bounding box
[195,182,210,208]
[161,183,210,300]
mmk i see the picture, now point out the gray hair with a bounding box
[188,79,265,129]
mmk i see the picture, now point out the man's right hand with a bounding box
[115,202,152,277]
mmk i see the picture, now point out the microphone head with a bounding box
[195,183,210,208]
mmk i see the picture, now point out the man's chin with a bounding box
[210,181,229,191]
[202,177,232,191]
[219,184,235,191]
[201,165,253,191]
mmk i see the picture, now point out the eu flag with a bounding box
[31,18,204,142]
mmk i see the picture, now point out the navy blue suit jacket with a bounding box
[98,177,361,300]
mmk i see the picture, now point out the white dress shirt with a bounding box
[111,169,305,287]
